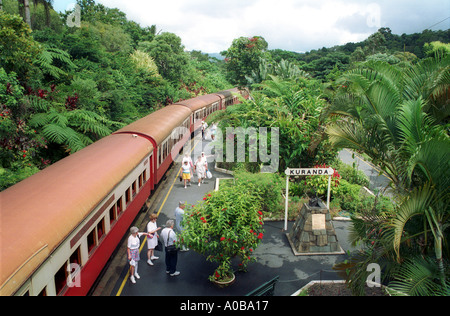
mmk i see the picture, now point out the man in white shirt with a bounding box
[160,219,180,276]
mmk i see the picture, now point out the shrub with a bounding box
[233,169,284,213]
[179,177,265,283]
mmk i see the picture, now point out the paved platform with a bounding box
[91,138,354,296]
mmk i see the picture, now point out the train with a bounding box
[0,88,249,296]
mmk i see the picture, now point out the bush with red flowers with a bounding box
[179,180,265,284]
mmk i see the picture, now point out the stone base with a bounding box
[287,202,345,256]
[286,233,345,256]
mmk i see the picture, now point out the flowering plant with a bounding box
[178,180,264,284]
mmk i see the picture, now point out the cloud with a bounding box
[96,0,449,53]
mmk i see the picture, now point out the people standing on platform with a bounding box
[146,213,161,266]
[175,202,189,251]
[127,226,149,284]
[180,160,192,188]
[161,220,180,276]
[194,155,206,186]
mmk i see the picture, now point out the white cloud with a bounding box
[96,0,448,53]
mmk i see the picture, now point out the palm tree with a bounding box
[328,55,450,295]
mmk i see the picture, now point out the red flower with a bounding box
[258,233,264,239]
[203,197,207,200]
[220,237,225,241]
[258,211,263,215]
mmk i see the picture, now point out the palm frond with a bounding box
[388,182,436,259]
[389,256,447,296]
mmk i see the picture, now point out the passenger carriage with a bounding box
[0,134,153,296]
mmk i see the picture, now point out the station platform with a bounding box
[91,138,353,297]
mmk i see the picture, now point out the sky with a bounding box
[53,0,450,54]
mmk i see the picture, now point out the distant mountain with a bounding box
[208,53,225,60]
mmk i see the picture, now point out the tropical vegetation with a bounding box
[0,0,232,189]
[329,54,449,296]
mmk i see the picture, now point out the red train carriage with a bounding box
[216,88,249,109]
[114,105,192,184]
[173,94,221,134]
[0,134,153,296]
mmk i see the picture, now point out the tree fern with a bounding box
[34,45,76,79]
[42,123,70,144]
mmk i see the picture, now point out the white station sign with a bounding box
[285,168,334,176]
[283,167,335,231]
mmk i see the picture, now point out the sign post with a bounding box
[284,167,334,231]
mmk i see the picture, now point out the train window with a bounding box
[143,170,147,182]
[125,187,131,205]
[97,218,105,241]
[70,247,81,267]
[132,181,137,197]
[138,174,143,188]
[158,146,162,167]
[55,261,68,295]
[87,228,97,254]
[37,287,47,296]
[109,205,117,225]
[116,198,123,216]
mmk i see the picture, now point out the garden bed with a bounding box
[294,280,389,296]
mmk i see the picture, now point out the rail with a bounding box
[246,275,279,296]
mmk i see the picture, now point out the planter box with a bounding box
[292,280,394,296]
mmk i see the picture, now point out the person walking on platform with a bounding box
[175,202,189,251]
[127,226,149,284]
[180,160,192,188]
[161,220,180,276]
[182,153,193,168]
[201,120,208,140]
[146,213,161,266]
[194,155,206,186]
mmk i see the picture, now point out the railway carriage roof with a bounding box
[114,105,191,144]
[216,88,240,98]
[173,94,221,112]
[0,134,152,296]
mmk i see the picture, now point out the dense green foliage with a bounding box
[329,54,449,295]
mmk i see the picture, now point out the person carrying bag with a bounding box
[160,219,180,276]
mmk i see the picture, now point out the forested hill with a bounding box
[270,27,450,79]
